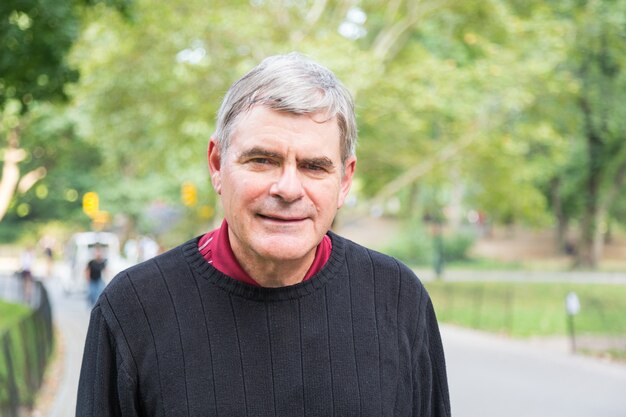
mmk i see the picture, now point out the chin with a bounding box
[254,237,317,261]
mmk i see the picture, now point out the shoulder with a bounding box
[331,231,428,297]
[331,232,433,338]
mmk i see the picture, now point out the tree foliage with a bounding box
[0,0,129,228]
[1,0,78,111]
[4,0,626,267]
[0,104,101,240]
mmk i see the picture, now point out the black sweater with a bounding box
[76,233,450,416]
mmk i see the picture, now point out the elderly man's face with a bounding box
[209,105,355,266]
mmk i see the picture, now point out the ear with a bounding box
[337,156,356,209]
[208,137,222,195]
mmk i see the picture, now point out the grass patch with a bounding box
[0,300,41,408]
[584,348,626,362]
[384,223,477,267]
[0,300,30,333]
[425,281,626,339]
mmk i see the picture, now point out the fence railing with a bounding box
[0,276,54,417]
[426,280,626,357]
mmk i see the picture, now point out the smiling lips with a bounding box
[258,213,308,223]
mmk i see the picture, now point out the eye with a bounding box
[300,163,331,176]
[249,157,276,166]
[299,157,334,174]
[303,163,325,171]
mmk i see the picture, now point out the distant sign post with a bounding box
[565,291,580,353]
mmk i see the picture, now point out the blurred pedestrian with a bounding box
[138,235,159,261]
[39,234,56,279]
[85,245,107,307]
[123,237,139,263]
[18,246,35,302]
[77,53,450,416]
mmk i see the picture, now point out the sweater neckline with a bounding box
[182,231,345,302]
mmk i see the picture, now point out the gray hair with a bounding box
[214,53,357,164]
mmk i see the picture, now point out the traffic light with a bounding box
[82,192,99,218]
[181,182,197,207]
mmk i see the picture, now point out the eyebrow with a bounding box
[238,147,282,161]
[238,147,336,169]
[300,156,335,169]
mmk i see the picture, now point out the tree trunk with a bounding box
[591,207,606,268]
[576,96,603,269]
[0,128,25,222]
[550,177,569,253]
[0,126,47,222]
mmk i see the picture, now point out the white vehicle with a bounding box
[61,232,130,295]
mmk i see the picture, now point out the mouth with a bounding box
[257,214,308,223]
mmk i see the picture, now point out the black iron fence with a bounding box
[0,276,54,417]
[426,280,626,358]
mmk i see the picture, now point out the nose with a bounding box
[269,166,304,202]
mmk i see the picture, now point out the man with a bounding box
[19,246,35,302]
[85,245,107,307]
[77,53,450,416]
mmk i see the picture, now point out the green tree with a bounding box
[528,0,626,268]
[570,0,626,268]
[0,104,103,241]
[358,1,567,227]
[0,0,129,222]
[361,0,626,270]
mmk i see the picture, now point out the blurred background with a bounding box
[1,0,626,416]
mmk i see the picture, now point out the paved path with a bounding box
[414,268,626,284]
[443,325,626,417]
[43,278,90,417]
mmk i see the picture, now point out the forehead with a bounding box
[230,106,341,154]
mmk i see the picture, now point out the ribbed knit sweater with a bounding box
[76,232,450,417]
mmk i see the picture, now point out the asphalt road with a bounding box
[44,278,90,417]
[40,276,626,417]
[443,325,626,417]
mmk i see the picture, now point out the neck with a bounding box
[230,240,316,288]
[246,253,316,287]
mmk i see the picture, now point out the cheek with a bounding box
[228,174,270,204]
[308,182,341,213]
